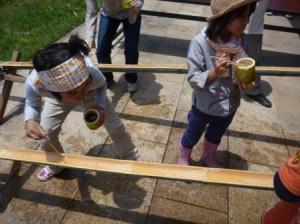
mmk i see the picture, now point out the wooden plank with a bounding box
[0,146,274,190]
[0,61,300,77]
[0,51,20,124]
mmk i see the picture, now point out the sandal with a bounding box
[37,166,63,182]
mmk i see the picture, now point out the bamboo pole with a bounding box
[0,61,300,77]
[0,61,187,74]
[257,66,300,76]
[0,146,274,190]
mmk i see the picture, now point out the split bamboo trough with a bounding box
[0,146,274,190]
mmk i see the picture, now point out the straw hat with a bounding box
[207,0,259,22]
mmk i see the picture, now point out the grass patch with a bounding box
[0,0,88,61]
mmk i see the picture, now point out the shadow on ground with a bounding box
[262,50,300,66]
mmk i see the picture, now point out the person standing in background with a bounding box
[242,0,272,108]
[85,0,143,92]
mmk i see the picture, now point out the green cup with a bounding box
[121,0,132,9]
[236,57,256,85]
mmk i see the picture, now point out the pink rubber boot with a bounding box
[177,145,192,166]
[201,139,222,168]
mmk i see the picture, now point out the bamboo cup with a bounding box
[84,108,103,130]
[121,0,132,9]
[236,57,256,85]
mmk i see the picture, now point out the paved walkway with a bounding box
[0,0,300,223]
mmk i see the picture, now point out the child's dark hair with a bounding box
[32,35,89,71]
[206,3,256,41]
[274,172,300,202]
[32,35,89,99]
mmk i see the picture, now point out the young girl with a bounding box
[25,35,141,181]
[177,0,257,167]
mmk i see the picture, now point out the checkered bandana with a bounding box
[35,54,89,92]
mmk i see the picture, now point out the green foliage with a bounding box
[0,0,87,60]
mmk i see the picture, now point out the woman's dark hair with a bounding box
[206,2,256,41]
[32,35,89,99]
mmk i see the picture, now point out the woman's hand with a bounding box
[25,119,48,140]
[131,0,142,10]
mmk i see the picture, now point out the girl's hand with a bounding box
[208,53,230,81]
[25,120,48,140]
[233,79,256,89]
[86,38,95,49]
[214,53,230,77]
[96,106,105,127]
[131,0,142,10]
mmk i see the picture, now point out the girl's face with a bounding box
[61,79,90,103]
[225,6,251,37]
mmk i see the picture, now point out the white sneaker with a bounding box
[127,82,138,93]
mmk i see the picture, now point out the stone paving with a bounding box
[0,0,300,223]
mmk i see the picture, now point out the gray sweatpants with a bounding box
[39,93,138,171]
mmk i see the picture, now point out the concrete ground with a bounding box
[1,0,300,223]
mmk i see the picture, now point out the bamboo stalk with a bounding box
[0,61,188,73]
[0,61,300,76]
[0,146,274,190]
